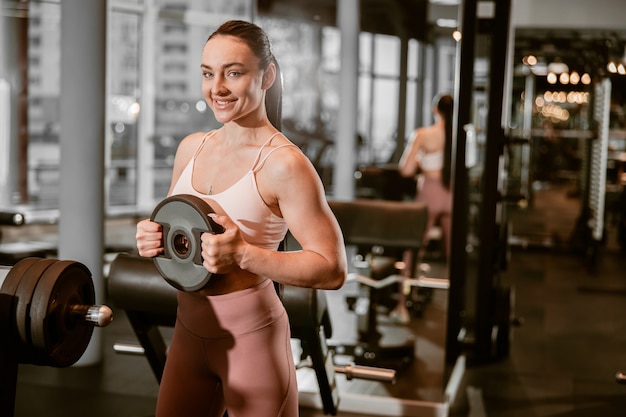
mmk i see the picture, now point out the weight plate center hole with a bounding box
[173,232,191,258]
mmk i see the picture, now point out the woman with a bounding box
[391,93,453,324]
[136,20,347,417]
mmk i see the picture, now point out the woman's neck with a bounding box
[219,122,278,146]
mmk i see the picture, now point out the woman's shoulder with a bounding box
[412,124,438,141]
[417,125,444,147]
[173,131,213,163]
[181,130,214,145]
[418,124,440,137]
[258,134,311,177]
[254,133,318,203]
[265,134,306,165]
[177,130,212,150]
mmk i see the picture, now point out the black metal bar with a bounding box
[446,0,477,364]
[301,325,338,415]
[391,35,409,164]
[0,212,25,226]
[474,0,512,364]
[125,311,171,383]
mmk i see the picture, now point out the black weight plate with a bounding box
[14,258,57,353]
[29,260,95,367]
[150,194,223,292]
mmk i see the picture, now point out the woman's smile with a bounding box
[213,98,236,110]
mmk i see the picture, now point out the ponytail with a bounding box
[435,93,454,189]
[265,56,283,130]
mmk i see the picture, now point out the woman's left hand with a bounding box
[200,213,248,274]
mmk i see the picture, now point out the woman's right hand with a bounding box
[136,219,164,257]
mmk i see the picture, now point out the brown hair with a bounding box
[434,93,454,189]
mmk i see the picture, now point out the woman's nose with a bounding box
[211,74,227,94]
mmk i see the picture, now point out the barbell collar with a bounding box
[70,305,113,327]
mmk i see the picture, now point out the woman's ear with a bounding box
[262,62,277,90]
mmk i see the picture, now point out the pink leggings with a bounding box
[156,279,298,417]
[416,176,452,258]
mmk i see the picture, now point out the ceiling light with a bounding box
[581,73,591,85]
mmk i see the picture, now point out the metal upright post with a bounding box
[136,0,157,211]
[446,0,477,364]
[332,0,359,200]
[58,0,107,365]
[474,0,512,363]
[0,9,20,205]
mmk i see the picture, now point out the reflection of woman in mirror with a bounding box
[392,93,453,323]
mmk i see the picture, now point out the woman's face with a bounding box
[201,35,274,126]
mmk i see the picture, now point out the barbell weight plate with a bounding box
[29,260,95,367]
[0,257,40,297]
[14,258,58,357]
[0,257,40,348]
[150,194,223,292]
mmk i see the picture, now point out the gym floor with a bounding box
[8,180,626,416]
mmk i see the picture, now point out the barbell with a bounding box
[0,257,113,367]
[0,211,25,226]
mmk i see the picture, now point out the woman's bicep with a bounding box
[279,157,343,257]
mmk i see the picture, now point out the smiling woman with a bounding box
[200,37,276,127]
[134,19,347,417]
[202,20,283,130]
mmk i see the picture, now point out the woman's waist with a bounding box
[176,277,285,338]
[419,170,443,180]
[196,269,266,296]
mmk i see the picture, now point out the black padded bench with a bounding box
[326,199,429,369]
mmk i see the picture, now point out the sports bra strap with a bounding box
[251,132,298,173]
[192,130,296,173]
[193,130,216,159]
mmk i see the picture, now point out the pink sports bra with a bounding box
[170,130,296,250]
